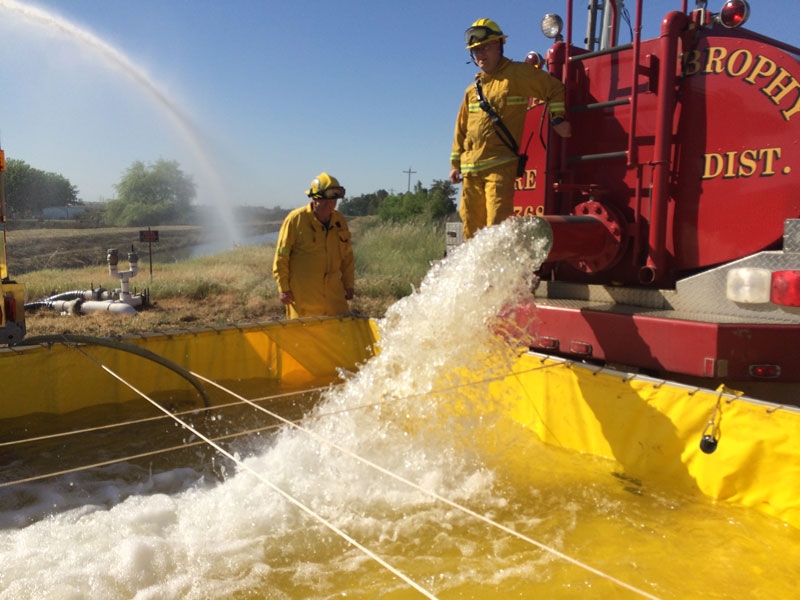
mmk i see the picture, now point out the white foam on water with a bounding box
[0,219,552,598]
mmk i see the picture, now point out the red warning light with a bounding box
[749,364,781,379]
[535,336,559,350]
[771,270,800,307]
[525,51,544,68]
[569,341,592,356]
[719,0,750,28]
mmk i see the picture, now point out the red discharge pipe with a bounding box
[541,215,620,264]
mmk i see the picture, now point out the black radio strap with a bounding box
[474,77,527,175]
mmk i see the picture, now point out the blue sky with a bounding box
[0,0,797,212]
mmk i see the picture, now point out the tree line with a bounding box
[3,159,79,217]
[3,158,195,226]
[3,158,458,226]
[339,180,457,221]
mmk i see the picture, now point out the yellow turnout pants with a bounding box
[458,160,517,240]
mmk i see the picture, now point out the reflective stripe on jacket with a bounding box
[451,57,566,174]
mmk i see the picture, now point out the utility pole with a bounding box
[402,166,416,193]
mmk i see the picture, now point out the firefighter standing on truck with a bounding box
[272,172,355,319]
[449,18,572,240]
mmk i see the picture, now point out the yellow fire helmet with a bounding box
[465,18,507,50]
[306,172,346,200]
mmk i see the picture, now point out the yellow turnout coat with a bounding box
[450,57,566,175]
[273,203,355,319]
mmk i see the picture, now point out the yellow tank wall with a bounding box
[497,352,800,529]
[5,320,796,531]
[0,316,378,419]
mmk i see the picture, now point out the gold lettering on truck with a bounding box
[683,46,800,120]
[514,169,537,191]
[702,147,787,179]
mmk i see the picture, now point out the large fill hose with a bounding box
[13,333,210,407]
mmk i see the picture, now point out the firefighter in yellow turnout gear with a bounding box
[273,173,355,319]
[450,18,572,240]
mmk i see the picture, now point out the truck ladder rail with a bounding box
[569,98,631,113]
[568,43,634,62]
[564,99,632,165]
[566,150,628,165]
[561,0,645,169]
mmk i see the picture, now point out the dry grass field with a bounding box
[6,227,273,337]
[4,219,445,338]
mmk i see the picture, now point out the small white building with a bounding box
[42,206,86,219]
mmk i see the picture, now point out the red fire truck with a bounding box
[503,0,800,404]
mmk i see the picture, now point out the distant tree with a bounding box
[105,159,196,226]
[3,159,80,217]
[339,189,389,216]
[378,180,457,223]
[427,179,458,219]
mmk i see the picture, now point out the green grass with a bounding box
[18,219,448,312]
[353,219,446,298]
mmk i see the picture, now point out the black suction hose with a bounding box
[13,333,210,407]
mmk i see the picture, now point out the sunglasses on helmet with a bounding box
[316,186,345,200]
[465,25,501,47]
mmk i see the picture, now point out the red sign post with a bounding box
[139,227,159,281]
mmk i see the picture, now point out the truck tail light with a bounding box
[727,268,800,307]
[718,0,750,28]
[535,336,559,350]
[749,364,781,379]
[569,341,592,356]
[726,268,771,303]
[771,270,800,307]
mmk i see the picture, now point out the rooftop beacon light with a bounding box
[541,14,564,40]
[525,51,544,68]
[718,0,750,28]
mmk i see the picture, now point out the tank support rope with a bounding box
[195,371,663,600]
[62,342,440,600]
[4,347,659,599]
[0,386,328,449]
[0,424,282,488]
